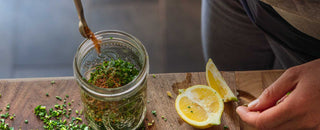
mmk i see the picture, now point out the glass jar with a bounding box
[73,30,149,130]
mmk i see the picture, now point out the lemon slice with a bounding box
[175,85,224,129]
[206,58,238,102]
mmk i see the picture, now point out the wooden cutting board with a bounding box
[0,70,284,129]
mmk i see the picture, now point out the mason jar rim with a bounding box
[73,30,149,99]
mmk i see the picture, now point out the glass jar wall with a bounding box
[73,30,149,130]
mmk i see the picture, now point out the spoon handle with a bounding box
[74,0,88,28]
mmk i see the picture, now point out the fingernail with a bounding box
[248,99,259,108]
[236,106,247,115]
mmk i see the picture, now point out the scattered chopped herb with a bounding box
[66,95,69,98]
[152,74,156,78]
[286,91,291,96]
[0,119,14,130]
[224,125,229,129]
[151,110,157,116]
[0,94,1,98]
[71,100,74,103]
[6,104,10,110]
[51,80,55,84]
[110,37,113,39]
[79,110,83,115]
[76,110,79,115]
[161,116,167,121]
[34,105,89,129]
[46,93,49,97]
[178,89,184,94]
[0,109,2,112]
[147,122,153,126]
[68,103,71,106]
[54,104,59,109]
[0,112,9,118]
[56,96,62,101]
[76,117,82,122]
[187,106,191,108]
[190,111,193,113]
[166,91,172,98]
[147,100,150,103]
[24,120,28,124]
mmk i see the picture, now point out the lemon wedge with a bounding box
[175,85,224,129]
[206,58,237,102]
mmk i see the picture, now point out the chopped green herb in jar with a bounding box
[87,59,139,88]
[83,58,144,129]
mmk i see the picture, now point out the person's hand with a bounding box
[236,59,320,129]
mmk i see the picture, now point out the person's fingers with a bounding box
[248,67,300,111]
[236,106,260,125]
[274,116,302,130]
[237,99,296,129]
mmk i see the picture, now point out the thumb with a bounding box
[248,68,299,111]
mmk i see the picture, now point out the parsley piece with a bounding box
[56,96,62,101]
[151,110,157,116]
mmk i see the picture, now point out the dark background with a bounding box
[0,0,204,78]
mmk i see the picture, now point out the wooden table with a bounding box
[0,70,284,129]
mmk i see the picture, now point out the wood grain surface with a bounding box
[0,70,284,129]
